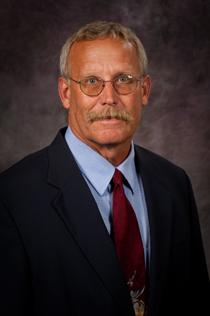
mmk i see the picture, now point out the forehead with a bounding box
[68,37,140,76]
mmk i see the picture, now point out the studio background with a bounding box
[0,0,210,275]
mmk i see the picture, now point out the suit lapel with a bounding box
[135,147,173,315]
[47,129,134,315]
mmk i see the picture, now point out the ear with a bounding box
[58,77,71,110]
[141,75,152,107]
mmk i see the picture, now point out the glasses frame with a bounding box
[68,74,143,97]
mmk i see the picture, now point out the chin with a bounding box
[91,133,131,147]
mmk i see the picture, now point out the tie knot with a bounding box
[112,169,123,186]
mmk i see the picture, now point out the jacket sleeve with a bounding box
[0,199,31,315]
[184,172,210,313]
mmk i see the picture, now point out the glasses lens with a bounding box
[114,74,137,95]
[81,77,103,96]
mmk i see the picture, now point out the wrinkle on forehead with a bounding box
[68,38,140,78]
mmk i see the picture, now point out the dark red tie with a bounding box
[111,169,146,316]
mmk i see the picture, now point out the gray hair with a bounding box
[59,21,148,79]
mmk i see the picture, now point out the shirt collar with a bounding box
[65,127,136,195]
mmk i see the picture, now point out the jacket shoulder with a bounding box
[0,146,49,194]
[134,145,190,189]
[135,145,183,171]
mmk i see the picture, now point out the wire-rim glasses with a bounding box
[68,74,143,97]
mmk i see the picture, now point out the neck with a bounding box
[69,126,132,166]
[93,143,132,166]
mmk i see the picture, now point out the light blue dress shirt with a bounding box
[65,127,150,263]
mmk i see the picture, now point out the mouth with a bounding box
[94,116,121,121]
[91,117,127,130]
[99,117,123,122]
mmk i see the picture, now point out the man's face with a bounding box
[58,37,151,157]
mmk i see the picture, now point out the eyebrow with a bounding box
[79,72,135,79]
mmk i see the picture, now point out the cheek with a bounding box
[126,98,141,121]
[70,92,94,119]
[70,95,95,127]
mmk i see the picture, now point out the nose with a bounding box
[99,81,118,106]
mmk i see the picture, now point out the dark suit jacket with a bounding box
[0,128,209,316]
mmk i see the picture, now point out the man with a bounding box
[0,21,209,316]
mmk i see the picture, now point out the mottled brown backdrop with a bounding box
[0,0,209,275]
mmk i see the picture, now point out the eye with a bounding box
[115,74,133,84]
[83,77,100,86]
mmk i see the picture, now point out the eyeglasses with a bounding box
[69,74,143,97]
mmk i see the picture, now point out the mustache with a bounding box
[87,107,133,123]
